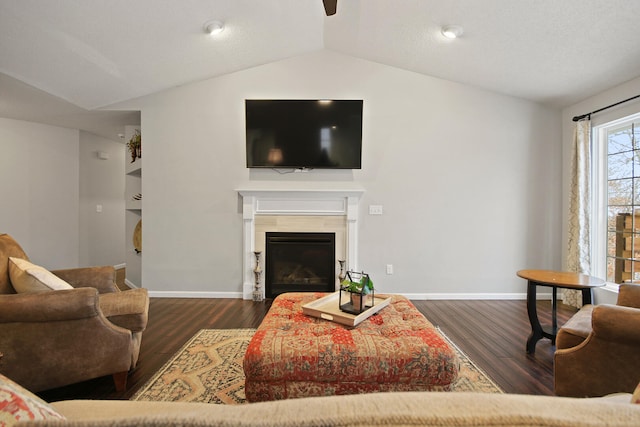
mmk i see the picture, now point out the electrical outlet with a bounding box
[369,205,383,215]
[96,204,103,213]
[386,264,393,274]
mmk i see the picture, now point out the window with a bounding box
[592,113,640,286]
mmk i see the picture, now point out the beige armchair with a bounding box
[0,233,149,392]
[554,284,640,397]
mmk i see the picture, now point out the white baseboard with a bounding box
[149,291,243,299]
[114,263,126,270]
[402,292,555,300]
[148,291,555,300]
[123,278,139,289]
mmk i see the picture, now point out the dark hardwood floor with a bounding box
[38,297,576,402]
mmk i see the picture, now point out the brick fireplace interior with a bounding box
[265,232,335,297]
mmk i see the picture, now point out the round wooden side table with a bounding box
[517,269,604,354]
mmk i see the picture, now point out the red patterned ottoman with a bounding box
[243,292,459,402]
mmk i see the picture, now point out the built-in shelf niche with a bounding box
[124,125,142,288]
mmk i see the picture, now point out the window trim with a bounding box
[591,112,640,291]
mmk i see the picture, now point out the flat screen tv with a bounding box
[245,99,363,169]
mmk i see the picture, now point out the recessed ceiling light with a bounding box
[203,20,224,36]
[441,25,463,39]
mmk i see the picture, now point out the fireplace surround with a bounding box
[238,189,364,300]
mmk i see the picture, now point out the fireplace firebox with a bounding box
[265,232,336,298]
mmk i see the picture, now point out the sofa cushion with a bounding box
[99,288,149,332]
[0,373,65,426]
[49,392,640,427]
[556,304,593,349]
[8,257,73,293]
[633,381,640,404]
[0,234,29,295]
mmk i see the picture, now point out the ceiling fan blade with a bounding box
[323,0,337,16]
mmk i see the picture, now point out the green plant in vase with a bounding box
[341,273,374,310]
[127,129,141,163]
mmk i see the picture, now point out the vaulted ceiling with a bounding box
[2,0,640,141]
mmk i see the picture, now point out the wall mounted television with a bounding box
[245,99,363,169]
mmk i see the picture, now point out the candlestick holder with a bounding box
[253,251,263,301]
[338,259,346,284]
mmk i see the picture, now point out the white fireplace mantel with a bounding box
[237,189,364,300]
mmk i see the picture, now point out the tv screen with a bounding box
[245,99,363,169]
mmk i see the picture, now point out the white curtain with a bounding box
[565,119,592,307]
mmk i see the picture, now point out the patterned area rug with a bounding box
[131,328,503,404]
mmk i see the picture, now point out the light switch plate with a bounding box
[369,205,383,215]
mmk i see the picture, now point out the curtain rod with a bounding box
[572,93,640,122]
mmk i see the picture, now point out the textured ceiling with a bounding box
[1,0,640,140]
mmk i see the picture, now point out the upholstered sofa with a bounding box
[2,372,640,427]
[0,234,149,392]
[40,394,640,426]
[554,284,640,397]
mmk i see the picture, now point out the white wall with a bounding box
[0,118,126,271]
[562,75,640,304]
[0,118,80,268]
[78,131,125,267]
[125,50,562,298]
